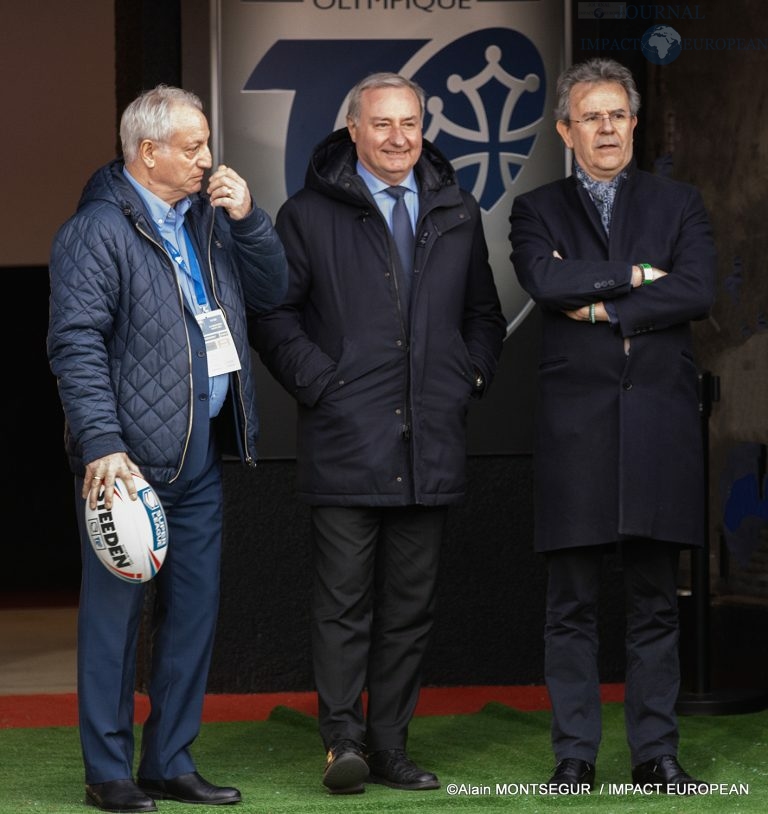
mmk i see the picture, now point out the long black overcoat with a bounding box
[509,162,716,552]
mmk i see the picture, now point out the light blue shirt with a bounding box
[123,168,229,416]
[356,162,418,233]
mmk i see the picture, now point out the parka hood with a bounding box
[305,127,459,204]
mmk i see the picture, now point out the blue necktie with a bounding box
[386,186,415,294]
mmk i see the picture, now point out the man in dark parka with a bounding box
[252,73,505,794]
[509,58,716,794]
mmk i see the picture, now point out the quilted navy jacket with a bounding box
[48,160,287,482]
[251,129,506,506]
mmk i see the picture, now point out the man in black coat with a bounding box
[252,72,505,794]
[508,58,716,794]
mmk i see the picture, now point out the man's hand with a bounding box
[208,164,253,221]
[83,453,145,511]
[631,264,669,287]
[563,302,608,322]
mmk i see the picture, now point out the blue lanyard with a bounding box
[163,232,209,310]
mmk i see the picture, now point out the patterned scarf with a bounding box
[574,163,628,235]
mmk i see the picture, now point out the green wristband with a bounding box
[639,263,654,284]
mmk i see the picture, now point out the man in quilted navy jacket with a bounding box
[48,85,287,813]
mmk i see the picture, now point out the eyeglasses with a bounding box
[569,111,633,127]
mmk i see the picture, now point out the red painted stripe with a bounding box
[0,684,625,730]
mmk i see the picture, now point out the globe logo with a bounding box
[641,25,683,65]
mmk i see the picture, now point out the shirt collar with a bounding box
[123,167,191,229]
[356,162,417,197]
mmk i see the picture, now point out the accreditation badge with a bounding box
[195,308,241,375]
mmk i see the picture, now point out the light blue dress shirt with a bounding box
[123,168,229,416]
[356,162,418,233]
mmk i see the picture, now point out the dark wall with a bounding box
[7,267,81,594]
[207,456,630,692]
[114,0,182,134]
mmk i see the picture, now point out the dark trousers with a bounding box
[544,540,682,767]
[75,439,222,784]
[310,505,447,752]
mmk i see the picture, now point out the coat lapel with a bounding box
[569,175,609,250]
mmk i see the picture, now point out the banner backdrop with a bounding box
[211,0,569,455]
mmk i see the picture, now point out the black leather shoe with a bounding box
[85,779,157,812]
[322,739,369,794]
[367,748,440,790]
[632,755,702,794]
[547,758,595,792]
[138,771,241,805]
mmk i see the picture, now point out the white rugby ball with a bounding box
[84,474,168,583]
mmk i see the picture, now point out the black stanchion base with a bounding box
[676,688,768,716]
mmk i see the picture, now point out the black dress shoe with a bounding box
[367,748,440,790]
[632,755,702,794]
[85,779,157,813]
[322,739,369,794]
[547,758,595,792]
[138,771,241,805]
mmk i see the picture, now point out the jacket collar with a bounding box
[305,128,459,204]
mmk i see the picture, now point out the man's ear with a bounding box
[139,139,156,168]
[346,116,357,144]
[555,119,573,150]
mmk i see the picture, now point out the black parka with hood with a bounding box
[252,129,506,506]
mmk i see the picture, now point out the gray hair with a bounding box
[120,84,204,163]
[346,72,426,125]
[554,58,641,121]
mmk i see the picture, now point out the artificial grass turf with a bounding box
[1,702,765,813]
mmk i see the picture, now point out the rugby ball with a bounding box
[84,474,168,584]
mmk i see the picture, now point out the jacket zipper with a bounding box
[204,216,255,465]
[381,212,412,442]
[135,221,195,482]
